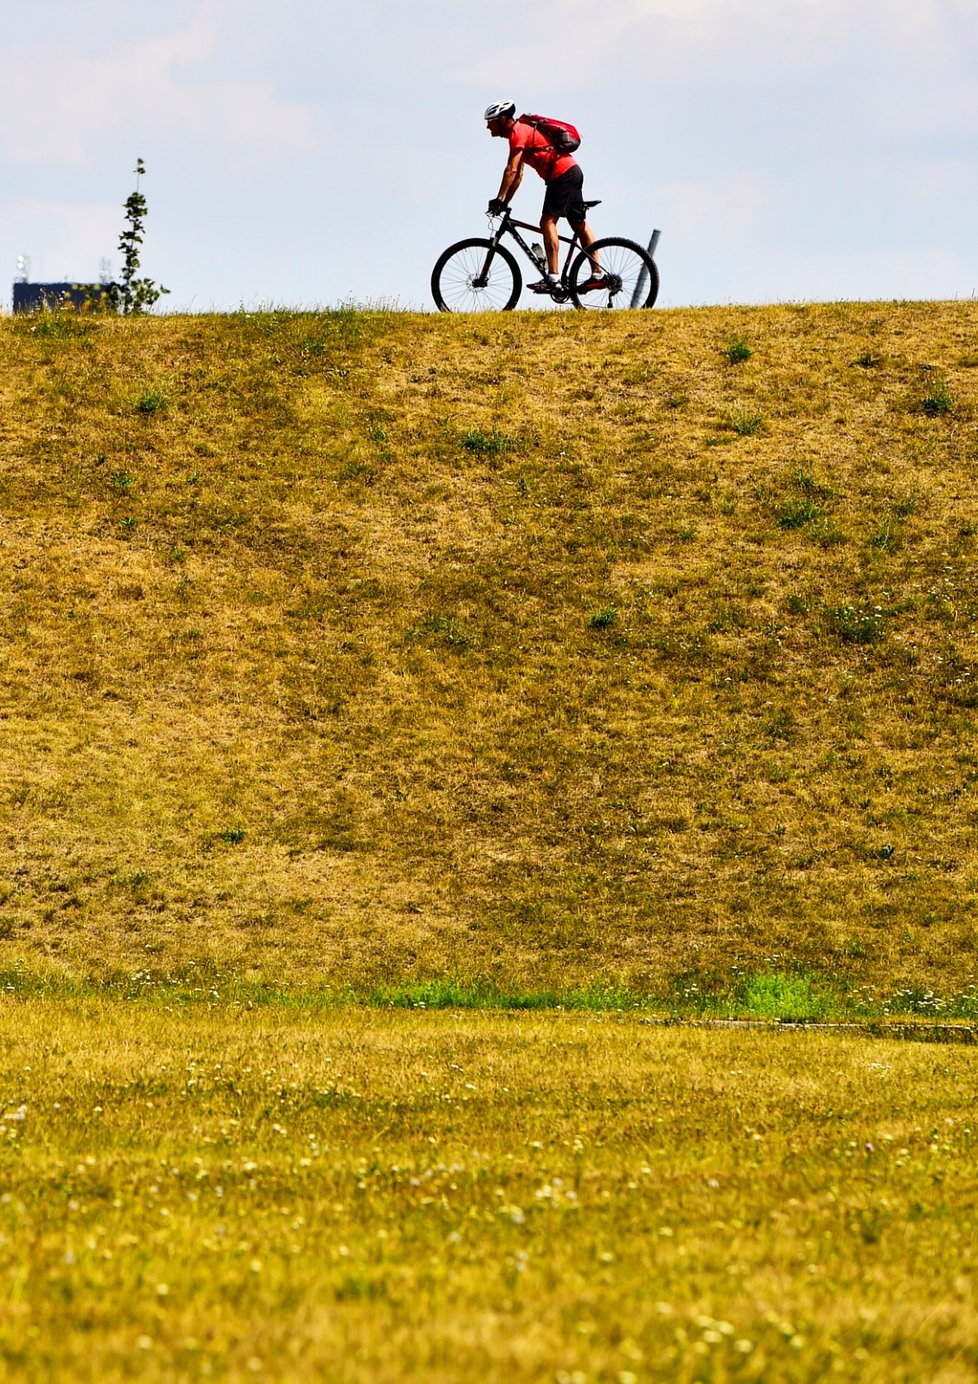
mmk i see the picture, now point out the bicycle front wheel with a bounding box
[568,238,659,310]
[431,239,522,313]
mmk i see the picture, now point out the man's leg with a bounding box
[541,213,560,276]
[572,218,602,275]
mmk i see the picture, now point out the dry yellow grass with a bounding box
[2,999,977,1382]
[1,303,977,1001]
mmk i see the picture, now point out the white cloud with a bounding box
[0,17,330,176]
[447,0,978,91]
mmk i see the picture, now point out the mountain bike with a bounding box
[431,202,660,313]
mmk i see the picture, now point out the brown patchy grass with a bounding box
[1,303,977,999]
[2,1000,977,1383]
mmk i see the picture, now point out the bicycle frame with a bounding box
[477,210,589,286]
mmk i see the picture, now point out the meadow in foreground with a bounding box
[1,998,976,1382]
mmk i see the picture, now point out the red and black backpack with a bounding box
[519,113,581,156]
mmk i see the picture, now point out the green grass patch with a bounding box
[1,964,976,1025]
[738,971,829,1021]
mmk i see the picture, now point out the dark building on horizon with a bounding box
[12,281,114,313]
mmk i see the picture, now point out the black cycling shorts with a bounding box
[542,165,586,224]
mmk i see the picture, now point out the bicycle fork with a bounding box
[473,227,508,289]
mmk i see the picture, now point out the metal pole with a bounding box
[629,229,661,309]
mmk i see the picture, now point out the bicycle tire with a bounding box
[568,237,659,310]
[431,238,522,313]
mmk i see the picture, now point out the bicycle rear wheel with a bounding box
[568,237,659,310]
[431,239,522,313]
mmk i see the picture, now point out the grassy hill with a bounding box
[2,301,977,1010]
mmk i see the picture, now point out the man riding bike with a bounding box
[484,100,604,296]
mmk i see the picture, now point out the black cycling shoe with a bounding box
[527,277,557,294]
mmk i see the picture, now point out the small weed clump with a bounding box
[724,335,753,364]
[775,469,846,544]
[823,603,887,645]
[419,613,472,650]
[918,378,954,415]
[870,519,901,553]
[136,385,168,414]
[587,605,618,630]
[778,496,822,530]
[727,410,765,436]
[460,428,515,455]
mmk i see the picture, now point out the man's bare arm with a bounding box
[496,150,524,204]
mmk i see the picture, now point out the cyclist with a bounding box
[484,100,604,296]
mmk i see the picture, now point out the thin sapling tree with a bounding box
[113,158,169,314]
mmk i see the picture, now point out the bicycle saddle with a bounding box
[583,200,601,209]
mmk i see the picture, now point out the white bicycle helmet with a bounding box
[484,100,516,122]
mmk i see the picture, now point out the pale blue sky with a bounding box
[2,0,976,311]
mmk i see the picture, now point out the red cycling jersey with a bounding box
[508,118,578,182]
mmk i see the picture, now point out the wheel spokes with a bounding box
[438,247,515,311]
[571,242,653,310]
